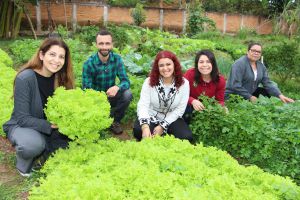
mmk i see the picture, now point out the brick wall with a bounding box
[23,2,273,34]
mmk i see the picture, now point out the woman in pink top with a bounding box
[183,50,226,123]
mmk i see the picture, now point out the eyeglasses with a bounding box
[249,49,262,54]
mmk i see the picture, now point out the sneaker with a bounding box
[110,122,123,135]
[17,169,32,177]
[31,159,43,172]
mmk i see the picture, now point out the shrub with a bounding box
[29,136,300,199]
[45,87,113,142]
[263,40,300,83]
[187,0,216,36]
[107,24,135,50]
[190,96,300,184]
[236,27,257,40]
[130,3,146,26]
[77,25,99,45]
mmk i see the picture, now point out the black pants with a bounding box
[108,89,133,123]
[252,87,271,98]
[182,104,194,125]
[42,130,70,162]
[133,118,193,142]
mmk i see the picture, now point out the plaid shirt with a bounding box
[82,52,130,92]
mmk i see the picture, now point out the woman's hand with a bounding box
[279,94,294,103]
[153,125,164,136]
[191,99,205,111]
[141,124,152,139]
[51,124,58,129]
[250,96,257,103]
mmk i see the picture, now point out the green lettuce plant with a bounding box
[45,87,113,141]
[0,56,16,136]
[29,136,300,199]
[0,48,13,67]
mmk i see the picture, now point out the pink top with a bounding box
[184,68,226,106]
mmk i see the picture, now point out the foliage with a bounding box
[214,51,234,78]
[121,48,152,75]
[0,58,15,137]
[122,74,144,123]
[263,39,300,83]
[214,39,246,60]
[202,0,270,16]
[107,0,140,7]
[273,1,300,37]
[236,28,258,40]
[187,0,216,36]
[190,96,300,184]
[9,39,41,68]
[0,48,13,67]
[56,24,69,39]
[45,87,113,142]
[77,25,99,45]
[130,3,146,26]
[190,30,222,40]
[107,24,136,50]
[65,38,92,87]
[30,136,300,199]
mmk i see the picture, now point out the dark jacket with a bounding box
[3,69,52,135]
[225,55,281,100]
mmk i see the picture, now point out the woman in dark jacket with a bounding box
[225,42,294,103]
[3,38,75,176]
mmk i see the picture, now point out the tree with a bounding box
[187,0,215,36]
[130,3,146,26]
[274,0,300,37]
[0,0,37,39]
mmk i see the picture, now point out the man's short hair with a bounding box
[96,29,113,41]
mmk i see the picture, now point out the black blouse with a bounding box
[35,72,55,118]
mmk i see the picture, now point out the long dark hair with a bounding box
[14,38,75,91]
[194,50,220,85]
[149,50,184,88]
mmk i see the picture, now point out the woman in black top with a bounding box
[3,38,75,176]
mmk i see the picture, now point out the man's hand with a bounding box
[106,85,119,97]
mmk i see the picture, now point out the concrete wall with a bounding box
[24,2,273,34]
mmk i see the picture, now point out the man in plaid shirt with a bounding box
[82,30,132,134]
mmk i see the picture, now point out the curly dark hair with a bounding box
[149,50,184,88]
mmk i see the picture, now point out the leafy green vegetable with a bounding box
[29,136,300,199]
[45,87,113,141]
[0,48,13,67]
[191,95,300,184]
[0,50,16,136]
